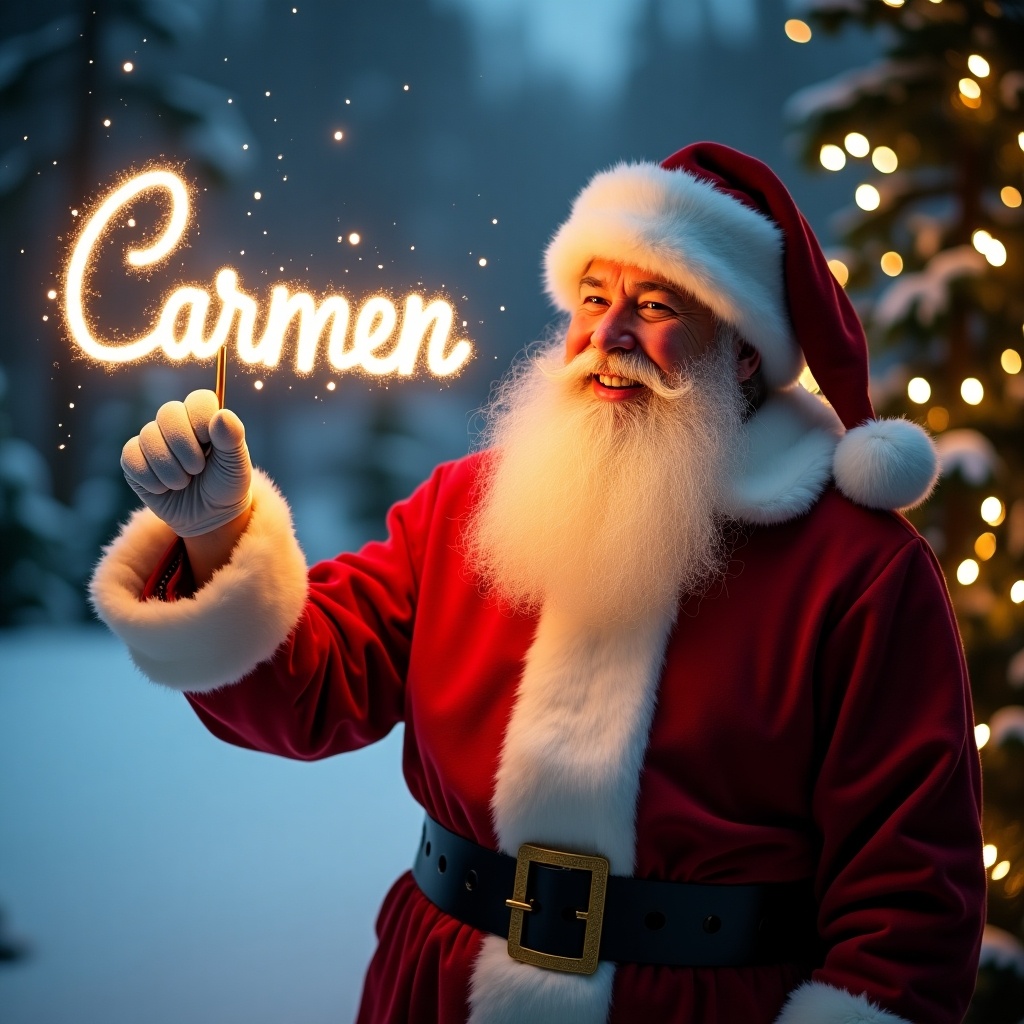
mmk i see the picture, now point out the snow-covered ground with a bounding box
[0,628,421,1024]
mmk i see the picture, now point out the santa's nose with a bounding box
[590,304,637,354]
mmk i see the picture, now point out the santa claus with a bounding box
[90,143,984,1024]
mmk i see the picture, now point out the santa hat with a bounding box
[543,141,938,512]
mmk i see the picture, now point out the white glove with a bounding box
[121,389,252,538]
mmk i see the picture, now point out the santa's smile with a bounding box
[592,373,645,400]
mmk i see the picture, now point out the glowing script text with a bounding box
[64,169,474,377]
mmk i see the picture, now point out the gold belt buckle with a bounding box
[504,842,610,975]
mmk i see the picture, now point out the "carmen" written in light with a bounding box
[63,169,474,378]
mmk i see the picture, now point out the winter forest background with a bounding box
[2,0,1023,1022]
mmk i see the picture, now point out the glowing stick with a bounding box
[63,169,475,383]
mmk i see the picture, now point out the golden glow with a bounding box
[871,146,898,173]
[123,61,134,73]
[1020,131,1024,151]
[881,0,904,7]
[977,728,992,753]
[967,55,990,78]
[333,130,344,141]
[992,861,1011,881]
[972,229,992,252]
[880,251,903,276]
[784,19,812,42]
[348,232,360,245]
[1012,580,1024,604]
[844,132,870,158]
[957,559,980,585]
[63,168,474,379]
[1002,186,1023,208]
[959,78,981,100]
[926,406,949,431]
[981,497,1005,525]
[985,240,1007,267]
[855,184,880,211]
[983,841,997,865]
[798,365,820,394]
[820,144,846,171]
[1001,349,1022,374]
[907,377,930,403]
[975,532,997,560]
[827,259,849,286]
[961,378,984,405]
[47,289,57,300]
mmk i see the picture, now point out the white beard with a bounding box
[465,333,746,625]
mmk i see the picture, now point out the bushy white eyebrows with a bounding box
[577,274,687,302]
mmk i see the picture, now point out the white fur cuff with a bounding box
[774,981,912,1024]
[89,468,308,692]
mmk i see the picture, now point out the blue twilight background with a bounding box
[0,1,873,1020]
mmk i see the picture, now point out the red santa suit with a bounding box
[90,382,984,1024]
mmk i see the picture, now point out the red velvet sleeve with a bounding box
[811,537,985,1023]
[181,464,448,762]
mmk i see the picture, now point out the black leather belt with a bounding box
[411,815,819,975]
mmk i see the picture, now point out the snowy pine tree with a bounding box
[787,0,1024,1018]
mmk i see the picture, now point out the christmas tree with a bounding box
[786,0,1024,1018]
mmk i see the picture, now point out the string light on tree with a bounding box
[957,559,980,585]
[844,132,870,157]
[977,728,992,752]
[907,377,931,403]
[984,842,998,866]
[972,229,1007,267]
[1001,349,1022,374]
[871,146,898,173]
[855,184,881,211]
[784,19,812,42]
[981,497,1005,525]
[975,532,997,560]
[992,861,1011,881]
[1001,187,1022,208]
[961,378,984,405]
[880,251,903,276]
[827,259,849,286]
[967,54,990,77]
[820,145,847,171]
[1011,580,1024,604]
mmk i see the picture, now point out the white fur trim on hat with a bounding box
[833,417,938,511]
[89,467,308,692]
[773,980,912,1024]
[544,161,802,389]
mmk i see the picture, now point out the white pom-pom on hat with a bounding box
[834,418,939,511]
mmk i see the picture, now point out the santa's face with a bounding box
[563,259,718,402]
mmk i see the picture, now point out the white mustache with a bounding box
[537,347,692,401]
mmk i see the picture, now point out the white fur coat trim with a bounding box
[88,468,308,692]
[774,980,913,1024]
[468,604,676,1024]
[725,385,843,525]
[544,160,802,389]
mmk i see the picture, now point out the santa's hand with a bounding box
[121,389,252,538]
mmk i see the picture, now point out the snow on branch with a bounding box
[934,429,998,485]
[981,926,1024,977]
[786,59,931,121]
[873,246,986,331]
